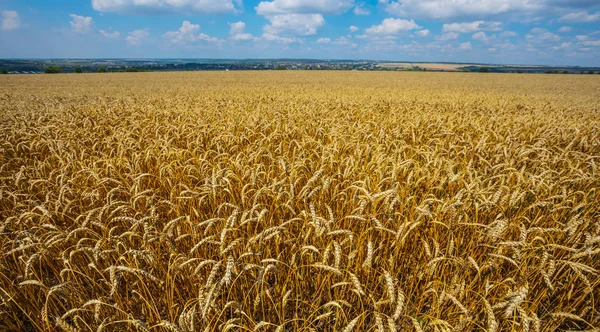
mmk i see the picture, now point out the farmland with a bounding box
[377,63,468,71]
[1,71,599,331]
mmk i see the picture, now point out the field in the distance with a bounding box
[377,63,476,71]
[1,72,599,331]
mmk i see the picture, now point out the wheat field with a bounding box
[0,71,599,331]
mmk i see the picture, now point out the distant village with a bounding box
[1,59,381,74]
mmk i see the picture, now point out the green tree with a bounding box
[74,66,83,73]
[479,67,490,73]
[44,66,62,74]
[126,68,139,72]
[588,70,595,74]
[97,67,107,73]
[0,69,7,74]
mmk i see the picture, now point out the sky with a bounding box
[0,0,599,65]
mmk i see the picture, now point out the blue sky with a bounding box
[1,0,599,65]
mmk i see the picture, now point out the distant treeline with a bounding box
[463,66,597,74]
[41,66,150,73]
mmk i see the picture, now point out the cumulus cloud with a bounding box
[382,0,542,19]
[472,31,490,42]
[436,32,459,41]
[126,29,149,46]
[99,29,120,39]
[365,18,420,35]
[92,0,240,14]
[316,37,331,44]
[525,27,560,42]
[261,32,301,44]
[558,26,572,32]
[459,41,472,50]
[353,3,370,15]
[375,0,600,24]
[164,21,219,44]
[349,25,359,32]
[546,0,600,8]
[255,0,354,15]
[415,29,430,37]
[232,33,254,41]
[263,14,325,36]
[229,21,246,35]
[1,10,20,31]
[580,40,600,46]
[496,41,517,50]
[69,14,93,33]
[333,36,357,47]
[229,21,257,41]
[558,11,600,23]
[553,42,572,50]
[500,31,517,37]
[442,21,502,33]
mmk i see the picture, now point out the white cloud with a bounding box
[459,41,472,50]
[576,35,588,41]
[99,30,120,39]
[496,41,517,50]
[500,31,517,37]
[442,21,502,33]
[255,0,354,15]
[525,27,560,42]
[126,29,149,46]
[581,40,600,46]
[472,31,489,42]
[229,21,246,35]
[559,11,600,23]
[69,14,93,33]
[316,37,331,43]
[197,33,219,42]
[263,14,325,36]
[92,0,240,14]
[436,32,459,41]
[349,25,359,32]
[333,36,357,47]
[164,21,219,44]
[415,29,430,37]
[261,32,301,44]
[365,18,420,35]
[164,21,199,43]
[383,0,542,19]
[558,26,572,32]
[553,42,572,50]
[353,4,370,15]
[1,10,20,31]
[232,33,255,40]
[229,21,257,41]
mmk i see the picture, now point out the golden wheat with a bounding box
[0,71,599,331]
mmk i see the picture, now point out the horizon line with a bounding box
[1,58,599,68]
